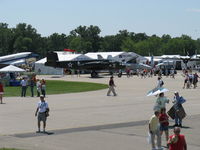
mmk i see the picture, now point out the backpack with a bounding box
[161,80,164,86]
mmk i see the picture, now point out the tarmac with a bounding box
[0,73,200,150]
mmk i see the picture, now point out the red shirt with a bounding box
[0,84,4,92]
[159,113,169,126]
[169,134,186,150]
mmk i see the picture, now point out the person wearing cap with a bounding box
[167,127,187,150]
[35,95,49,133]
[173,92,185,127]
[107,76,117,96]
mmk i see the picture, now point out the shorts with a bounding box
[38,112,47,122]
[160,125,168,131]
[184,79,188,83]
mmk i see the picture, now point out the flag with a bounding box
[64,49,76,52]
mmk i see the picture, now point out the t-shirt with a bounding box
[21,79,27,87]
[149,115,159,132]
[0,84,4,92]
[169,134,186,150]
[157,80,164,88]
[37,101,48,113]
[36,81,41,90]
[159,113,169,126]
[109,79,114,86]
[156,97,169,109]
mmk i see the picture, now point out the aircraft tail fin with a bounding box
[107,55,112,60]
[97,54,103,60]
[45,51,59,67]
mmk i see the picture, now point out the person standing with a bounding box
[41,79,46,97]
[35,95,49,133]
[0,81,4,104]
[173,92,186,127]
[20,77,27,97]
[159,108,169,146]
[30,78,35,97]
[36,79,41,97]
[154,92,169,112]
[167,127,187,150]
[107,76,117,96]
[149,111,162,150]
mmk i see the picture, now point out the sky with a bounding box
[1,0,200,39]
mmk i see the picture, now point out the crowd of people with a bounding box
[1,66,198,149]
[182,70,199,89]
[148,74,188,150]
[20,76,46,98]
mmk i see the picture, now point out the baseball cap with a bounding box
[40,95,45,98]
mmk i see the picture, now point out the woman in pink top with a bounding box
[0,81,4,104]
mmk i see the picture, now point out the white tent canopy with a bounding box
[0,65,25,72]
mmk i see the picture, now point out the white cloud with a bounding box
[186,8,200,13]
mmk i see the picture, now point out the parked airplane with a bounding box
[45,51,126,78]
[179,56,200,68]
[0,52,38,65]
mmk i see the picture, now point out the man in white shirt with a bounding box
[35,95,49,133]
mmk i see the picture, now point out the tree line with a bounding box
[0,22,200,58]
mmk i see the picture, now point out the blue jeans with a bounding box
[175,112,182,125]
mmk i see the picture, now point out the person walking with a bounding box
[0,81,4,104]
[159,108,169,146]
[193,72,199,88]
[167,127,187,150]
[35,95,49,133]
[157,77,164,88]
[107,76,117,96]
[149,111,162,150]
[20,77,27,97]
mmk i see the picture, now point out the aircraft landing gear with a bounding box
[91,71,98,78]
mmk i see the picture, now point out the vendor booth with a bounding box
[0,65,25,86]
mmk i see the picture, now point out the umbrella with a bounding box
[0,65,25,72]
[147,87,169,96]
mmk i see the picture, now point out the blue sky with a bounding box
[1,0,200,39]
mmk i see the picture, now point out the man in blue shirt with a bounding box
[20,77,27,97]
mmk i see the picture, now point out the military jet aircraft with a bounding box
[45,51,126,78]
